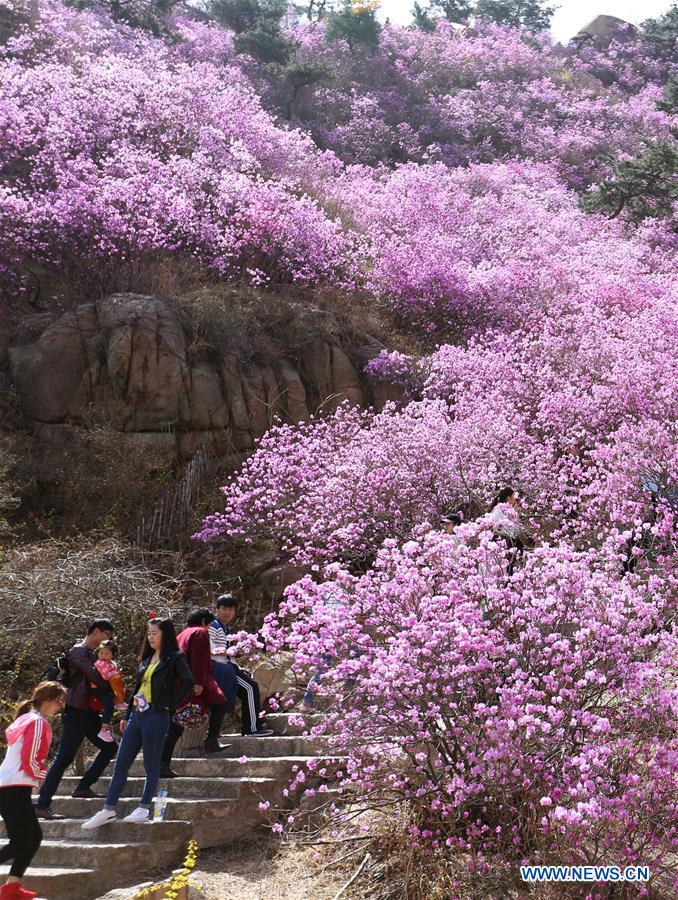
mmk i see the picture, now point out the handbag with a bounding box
[172,702,207,729]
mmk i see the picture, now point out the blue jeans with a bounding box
[302,654,334,707]
[105,710,169,809]
[91,687,114,725]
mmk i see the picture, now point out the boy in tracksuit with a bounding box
[208,595,273,737]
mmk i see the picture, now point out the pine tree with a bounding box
[583,142,677,226]
[235,20,295,64]
[584,78,677,226]
[411,2,437,32]
[325,1,381,51]
[282,60,331,118]
[208,0,286,34]
[475,0,555,31]
[412,0,554,32]
[425,0,472,25]
[641,2,678,53]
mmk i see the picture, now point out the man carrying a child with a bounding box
[35,619,118,820]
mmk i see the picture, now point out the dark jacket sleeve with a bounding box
[170,652,194,711]
[70,646,108,690]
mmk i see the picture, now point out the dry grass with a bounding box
[172,282,422,370]
[191,838,347,900]
[0,537,193,723]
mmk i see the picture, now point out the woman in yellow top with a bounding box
[81,618,193,828]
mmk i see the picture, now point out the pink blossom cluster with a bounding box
[198,163,676,567]
[0,0,354,294]
[199,133,676,888]
[2,1,675,300]
[282,19,674,184]
[333,161,676,335]
[256,534,676,888]
[2,1,676,881]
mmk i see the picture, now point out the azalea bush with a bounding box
[200,151,677,573]
[257,532,677,895]
[197,77,677,900]
[2,1,676,304]
[2,1,677,894]
[334,160,676,336]
[283,17,674,183]
[0,0,356,299]
[197,396,545,566]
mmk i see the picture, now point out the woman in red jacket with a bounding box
[0,681,67,899]
[160,608,229,776]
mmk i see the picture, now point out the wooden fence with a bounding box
[135,444,221,551]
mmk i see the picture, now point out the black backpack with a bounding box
[43,649,72,687]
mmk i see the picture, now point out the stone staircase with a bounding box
[0,713,321,900]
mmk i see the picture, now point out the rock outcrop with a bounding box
[575,15,637,44]
[9,293,398,462]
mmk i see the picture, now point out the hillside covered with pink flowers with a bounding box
[1,0,677,896]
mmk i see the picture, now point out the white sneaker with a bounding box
[81,808,117,830]
[123,806,150,823]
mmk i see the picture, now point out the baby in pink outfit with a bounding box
[90,640,126,742]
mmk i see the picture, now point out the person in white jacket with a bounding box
[0,682,66,900]
[484,487,531,574]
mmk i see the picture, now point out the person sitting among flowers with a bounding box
[440,512,462,535]
[485,486,531,573]
[209,594,273,737]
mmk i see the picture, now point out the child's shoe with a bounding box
[114,702,127,710]
[97,724,114,742]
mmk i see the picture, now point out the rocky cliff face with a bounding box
[9,293,397,464]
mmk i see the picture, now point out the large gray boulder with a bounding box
[576,15,637,44]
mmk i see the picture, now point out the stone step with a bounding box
[0,716,329,897]
[34,838,176,870]
[136,717,322,758]
[0,817,191,844]
[45,794,268,850]
[0,864,97,900]
[129,753,319,778]
[262,713,324,736]
[187,733,315,758]
[50,794,261,821]
[57,774,275,799]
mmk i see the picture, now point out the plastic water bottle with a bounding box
[154,789,168,821]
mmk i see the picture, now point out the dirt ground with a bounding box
[191,838,350,900]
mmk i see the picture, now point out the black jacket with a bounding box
[66,643,110,711]
[126,651,194,718]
